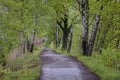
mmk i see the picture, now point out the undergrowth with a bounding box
[0,48,42,80]
[75,54,120,80]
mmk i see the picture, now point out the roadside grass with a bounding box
[71,52,120,80]
[54,48,120,80]
[0,48,42,80]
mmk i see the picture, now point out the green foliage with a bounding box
[100,49,120,69]
[54,48,120,80]
[0,66,40,80]
[78,56,120,80]
[0,0,120,79]
[0,0,55,64]
[69,52,120,80]
[0,48,41,80]
[0,65,10,77]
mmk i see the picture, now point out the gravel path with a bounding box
[40,48,100,80]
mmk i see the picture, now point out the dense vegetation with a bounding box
[0,0,120,80]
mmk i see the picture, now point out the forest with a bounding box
[0,0,120,80]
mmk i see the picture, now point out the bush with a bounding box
[100,49,120,69]
[0,65,10,77]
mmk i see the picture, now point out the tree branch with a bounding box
[56,20,64,31]
[68,15,78,31]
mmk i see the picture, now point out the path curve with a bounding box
[39,48,100,80]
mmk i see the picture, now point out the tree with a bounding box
[75,0,105,55]
[67,24,73,53]
[80,0,89,55]
[88,13,100,55]
[56,13,73,50]
[55,25,60,48]
[47,0,76,50]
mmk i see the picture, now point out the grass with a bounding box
[0,48,42,80]
[70,52,120,80]
[54,48,120,80]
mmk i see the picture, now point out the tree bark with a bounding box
[88,14,100,55]
[56,26,59,48]
[27,38,30,52]
[81,0,88,55]
[20,6,25,53]
[30,12,37,53]
[20,28,25,53]
[56,14,70,50]
[30,28,36,53]
[62,28,69,50]
[97,24,110,54]
[67,25,73,53]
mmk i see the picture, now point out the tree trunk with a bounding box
[20,28,25,53]
[67,26,73,53]
[56,26,59,48]
[96,15,112,53]
[27,39,30,52]
[23,38,25,53]
[81,0,88,55]
[86,0,89,37]
[30,10,37,53]
[30,28,36,53]
[62,29,69,50]
[56,13,71,50]
[20,6,25,53]
[97,24,110,54]
[88,14,100,55]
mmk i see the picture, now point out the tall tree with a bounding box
[30,0,38,53]
[88,13,100,55]
[67,24,73,53]
[80,0,89,55]
[55,25,60,48]
[57,13,73,50]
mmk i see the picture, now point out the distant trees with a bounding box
[0,0,48,66]
[0,0,22,65]
[46,0,77,51]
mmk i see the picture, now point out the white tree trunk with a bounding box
[81,0,88,55]
[88,14,100,55]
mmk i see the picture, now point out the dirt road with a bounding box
[40,48,100,80]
